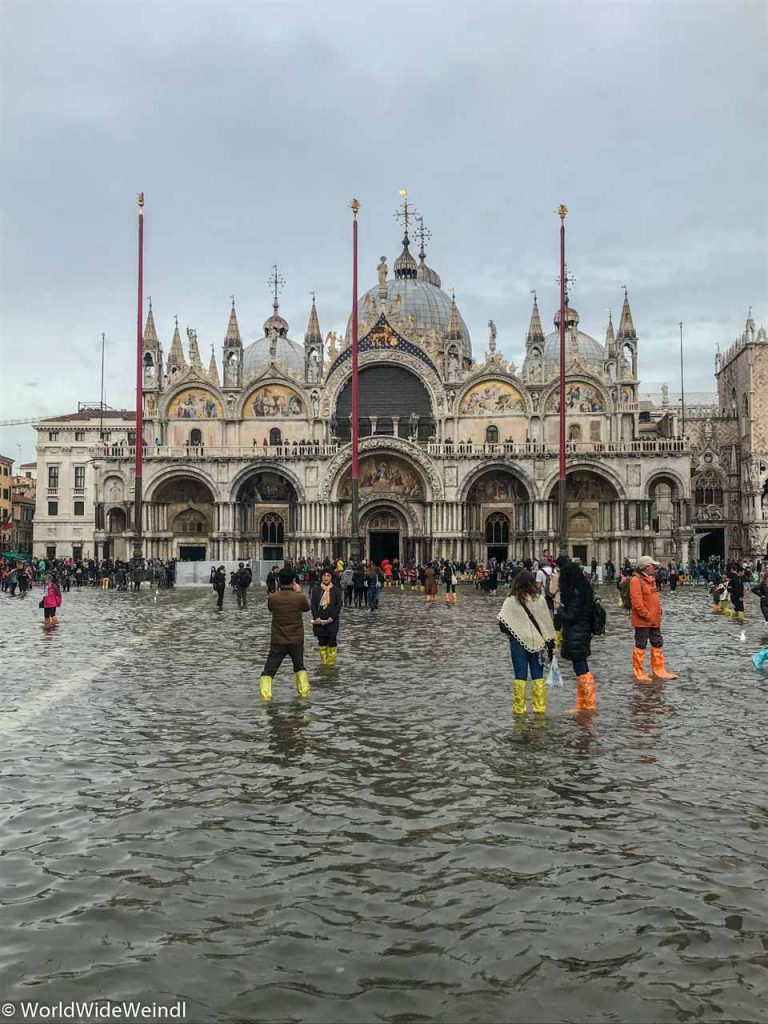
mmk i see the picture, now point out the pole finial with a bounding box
[558,204,568,219]
[138,192,145,211]
[350,198,360,218]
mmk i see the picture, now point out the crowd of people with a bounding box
[1,555,177,627]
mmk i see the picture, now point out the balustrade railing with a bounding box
[93,444,340,460]
[92,437,690,462]
[425,439,690,458]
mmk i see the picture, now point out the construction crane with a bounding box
[0,417,42,426]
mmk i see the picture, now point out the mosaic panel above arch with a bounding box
[467,470,529,503]
[546,380,607,414]
[169,388,223,420]
[339,454,425,501]
[459,380,525,415]
[243,384,305,418]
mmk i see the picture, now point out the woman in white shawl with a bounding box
[498,569,556,715]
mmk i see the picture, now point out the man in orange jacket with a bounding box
[629,555,677,681]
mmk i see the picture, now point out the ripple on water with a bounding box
[1,585,767,1023]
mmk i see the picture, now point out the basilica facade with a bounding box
[66,223,766,567]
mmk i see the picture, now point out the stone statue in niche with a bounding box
[224,351,239,386]
[144,362,156,385]
[310,390,320,417]
[307,349,321,382]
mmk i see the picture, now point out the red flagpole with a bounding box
[133,192,144,561]
[558,204,568,557]
[349,199,361,563]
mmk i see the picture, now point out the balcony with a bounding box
[426,439,691,458]
[93,444,341,461]
[47,487,58,495]
[91,437,691,464]
[73,487,86,495]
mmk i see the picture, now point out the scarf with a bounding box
[498,593,556,653]
[320,581,333,609]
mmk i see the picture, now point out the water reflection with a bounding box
[1,585,765,1023]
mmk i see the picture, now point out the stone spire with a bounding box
[304,293,324,383]
[617,287,637,341]
[167,317,186,373]
[208,348,220,386]
[222,298,242,388]
[526,291,545,346]
[143,300,159,345]
[186,328,206,376]
[225,298,242,344]
[305,294,322,345]
[446,291,462,341]
[604,309,616,353]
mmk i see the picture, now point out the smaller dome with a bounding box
[542,328,604,368]
[394,238,418,279]
[242,335,304,377]
[263,300,289,337]
[553,306,580,328]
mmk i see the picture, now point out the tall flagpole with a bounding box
[349,199,361,564]
[99,332,106,440]
[684,321,688,438]
[557,204,568,557]
[133,192,144,562]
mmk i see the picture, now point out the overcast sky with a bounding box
[1,0,766,463]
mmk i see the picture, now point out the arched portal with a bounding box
[548,469,619,564]
[236,471,298,560]
[466,468,531,561]
[360,505,409,565]
[154,476,217,561]
[334,365,434,442]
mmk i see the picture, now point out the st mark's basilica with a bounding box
[69,206,767,567]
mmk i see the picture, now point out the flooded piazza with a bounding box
[1,584,767,1024]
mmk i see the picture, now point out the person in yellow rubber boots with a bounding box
[310,568,342,666]
[259,568,311,700]
[498,570,555,715]
[629,555,677,681]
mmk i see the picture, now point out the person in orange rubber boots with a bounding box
[630,555,677,681]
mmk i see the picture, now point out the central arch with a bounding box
[333,364,435,442]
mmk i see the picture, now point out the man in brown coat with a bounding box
[260,567,311,701]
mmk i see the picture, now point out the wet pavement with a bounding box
[1,583,767,1023]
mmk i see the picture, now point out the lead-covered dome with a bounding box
[542,328,604,369]
[348,277,472,362]
[242,300,304,378]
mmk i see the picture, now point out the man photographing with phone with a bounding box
[259,567,311,701]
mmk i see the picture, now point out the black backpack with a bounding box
[590,597,607,636]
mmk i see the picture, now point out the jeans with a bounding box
[236,586,248,608]
[572,658,589,675]
[509,638,544,680]
[367,587,379,609]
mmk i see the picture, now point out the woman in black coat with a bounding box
[310,569,343,666]
[558,558,597,712]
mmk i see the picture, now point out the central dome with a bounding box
[347,278,472,362]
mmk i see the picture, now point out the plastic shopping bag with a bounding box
[752,648,768,674]
[546,653,562,689]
